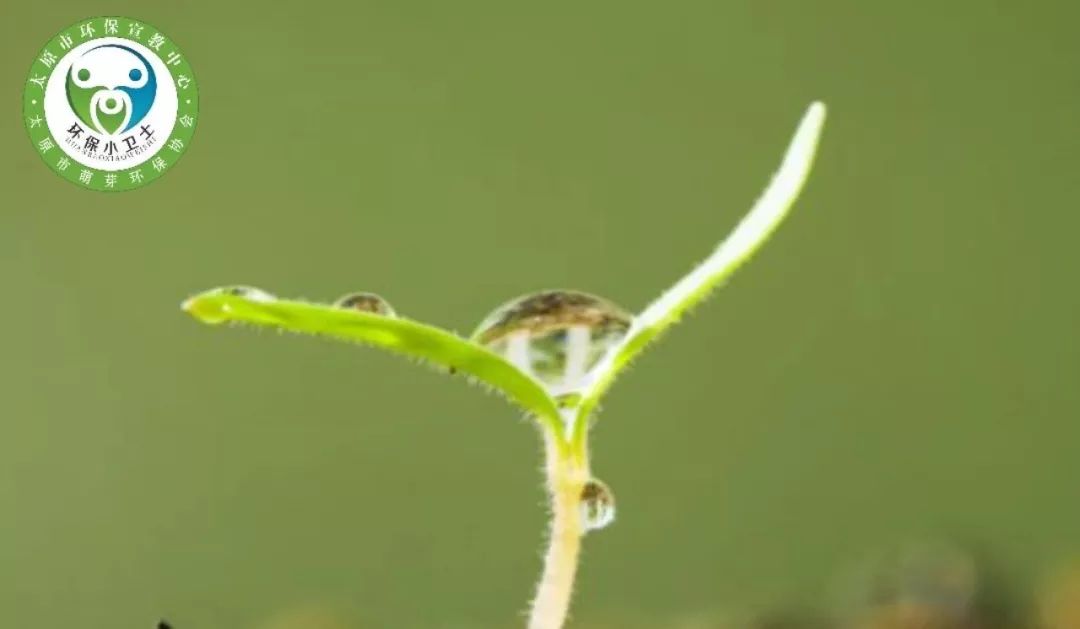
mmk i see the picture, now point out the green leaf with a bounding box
[571,102,828,447]
[181,288,563,436]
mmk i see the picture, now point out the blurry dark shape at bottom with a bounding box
[750,609,833,629]
[163,547,1080,629]
[836,542,986,629]
[256,605,354,629]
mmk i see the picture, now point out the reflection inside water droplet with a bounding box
[471,291,632,393]
[580,478,616,532]
[333,292,396,316]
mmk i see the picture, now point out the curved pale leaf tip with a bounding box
[570,101,828,445]
[181,286,564,437]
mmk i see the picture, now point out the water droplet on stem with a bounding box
[580,478,616,532]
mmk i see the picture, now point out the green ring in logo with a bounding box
[23,16,199,192]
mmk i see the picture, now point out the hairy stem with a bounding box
[528,429,589,629]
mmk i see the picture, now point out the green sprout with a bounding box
[181,102,827,629]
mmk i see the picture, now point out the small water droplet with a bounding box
[579,478,616,532]
[182,286,276,324]
[220,286,276,302]
[333,292,395,316]
[471,291,632,391]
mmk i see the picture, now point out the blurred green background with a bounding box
[2,1,1078,627]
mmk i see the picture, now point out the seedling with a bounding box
[181,102,827,629]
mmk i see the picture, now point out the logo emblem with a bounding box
[23,17,199,191]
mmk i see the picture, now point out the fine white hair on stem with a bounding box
[528,430,587,629]
[572,102,828,442]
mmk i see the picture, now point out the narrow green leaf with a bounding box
[182,288,563,435]
[572,102,828,446]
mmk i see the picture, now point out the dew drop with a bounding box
[219,285,276,302]
[333,292,396,316]
[181,286,276,324]
[471,291,632,392]
[579,478,616,532]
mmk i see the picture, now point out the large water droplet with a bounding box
[471,291,632,392]
[579,478,616,532]
[333,292,396,316]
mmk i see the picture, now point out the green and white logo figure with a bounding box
[23,17,198,191]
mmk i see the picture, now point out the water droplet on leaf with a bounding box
[333,292,396,316]
[182,286,276,324]
[471,291,632,392]
[579,478,616,532]
[220,286,276,302]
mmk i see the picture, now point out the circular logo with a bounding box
[23,17,199,191]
